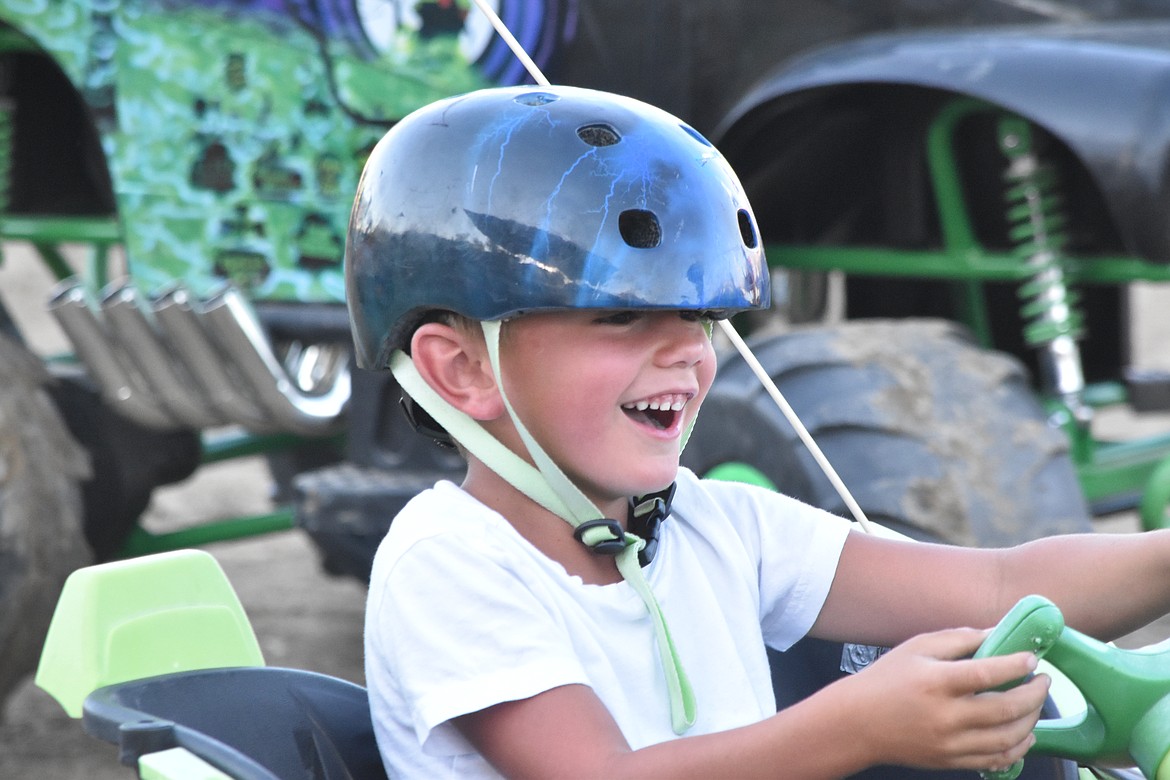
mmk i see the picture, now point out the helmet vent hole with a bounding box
[619,209,662,249]
[737,209,758,249]
[578,123,621,147]
[680,124,713,147]
[515,92,559,106]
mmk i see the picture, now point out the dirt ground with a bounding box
[2,244,1170,777]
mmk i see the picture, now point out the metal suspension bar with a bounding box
[997,115,1091,425]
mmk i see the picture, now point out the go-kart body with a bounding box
[36,550,1170,779]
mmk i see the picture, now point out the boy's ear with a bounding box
[409,322,504,421]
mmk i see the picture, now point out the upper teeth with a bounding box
[624,394,687,412]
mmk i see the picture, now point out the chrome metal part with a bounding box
[151,286,273,431]
[100,282,225,429]
[48,281,174,429]
[47,279,350,435]
[200,288,350,435]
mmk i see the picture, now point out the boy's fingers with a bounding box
[975,674,1051,719]
[950,652,1042,695]
[965,731,1037,772]
[904,626,991,660]
[951,679,1047,767]
[954,676,1050,749]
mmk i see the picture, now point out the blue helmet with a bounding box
[345,85,770,369]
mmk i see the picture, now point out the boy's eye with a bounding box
[679,311,720,328]
[595,311,641,325]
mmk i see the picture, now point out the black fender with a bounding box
[714,21,1170,264]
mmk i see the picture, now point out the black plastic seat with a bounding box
[82,666,389,780]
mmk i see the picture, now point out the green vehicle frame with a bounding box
[762,98,1170,527]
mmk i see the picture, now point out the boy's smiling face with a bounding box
[494,309,716,514]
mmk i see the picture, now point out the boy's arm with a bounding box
[997,527,1170,639]
[454,633,1047,779]
[813,528,1170,646]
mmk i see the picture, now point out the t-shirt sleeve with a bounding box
[370,532,589,757]
[757,495,852,650]
[693,476,853,651]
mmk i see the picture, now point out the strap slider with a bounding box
[573,519,628,555]
[629,482,676,566]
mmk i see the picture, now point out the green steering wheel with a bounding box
[976,594,1170,779]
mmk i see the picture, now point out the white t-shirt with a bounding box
[364,467,853,778]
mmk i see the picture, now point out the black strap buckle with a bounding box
[629,482,676,566]
[399,393,456,449]
[573,519,627,556]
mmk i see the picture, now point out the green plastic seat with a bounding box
[36,549,265,717]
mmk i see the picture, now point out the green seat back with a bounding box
[35,549,265,717]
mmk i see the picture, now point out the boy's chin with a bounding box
[571,459,681,507]
[620,467,681,500]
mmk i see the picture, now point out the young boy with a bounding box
[347,84,1170,778]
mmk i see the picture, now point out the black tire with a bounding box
[0,334,92,709]
[684,318,1092,545]
[681,318,1089,780]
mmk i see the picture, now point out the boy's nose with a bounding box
[655,315,710,367]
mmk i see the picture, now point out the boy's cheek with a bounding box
[699,359,718,396]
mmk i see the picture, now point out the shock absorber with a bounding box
[0,96,12,216]
[997,115,1090,425]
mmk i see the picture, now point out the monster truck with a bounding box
[5,0,1170,722]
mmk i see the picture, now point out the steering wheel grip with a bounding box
[974,595,1066,680]
[974,594,1170,779]
[973,595,1066,780]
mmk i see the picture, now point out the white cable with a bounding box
[469,0,552,86]
[468,0,873,536]
[716,320,874,533]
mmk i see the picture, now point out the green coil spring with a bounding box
[997,116,1085,350]
[0,99,12,216]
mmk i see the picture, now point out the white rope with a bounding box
[466,0,874,536]
[716,320,873,533]
[469,0,552,87]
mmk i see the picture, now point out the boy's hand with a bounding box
[845,627,1050,771]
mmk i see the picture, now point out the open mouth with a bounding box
[621,394,689,431]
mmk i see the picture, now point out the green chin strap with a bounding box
[389,319,697,734]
